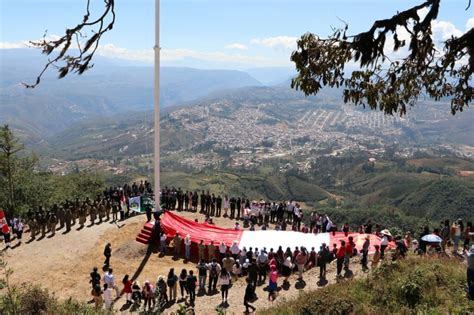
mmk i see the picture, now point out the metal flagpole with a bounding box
[154,0,161,210]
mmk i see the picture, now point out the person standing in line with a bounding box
[219,241,227,262]
[178,269,188,300]
[160,232,167,254]
[361,236,370,271]
[196,259,208,292]
[142,280,155,311]
[318,243,330,280]
[198,240,206,261]
[208,258,221,292]
[103,243,112,268]
[208,241,216,261]
[336,241,346,278]
[184,235,192,261]
[243,277,256,313]
[218,268,231,304]
[173,233,182,258]
[295,247,308,280]
[156,276,168,306]
[166,268,178,301]
[187,270,197,304]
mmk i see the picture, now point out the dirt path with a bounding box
[3,212,366,314]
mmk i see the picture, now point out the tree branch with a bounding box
[291,0,472,116]
[23,0,115,88]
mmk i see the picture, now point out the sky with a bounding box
[1,0,473,69]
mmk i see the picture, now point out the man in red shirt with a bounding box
[336,240,346,278]
[344,236,354,271]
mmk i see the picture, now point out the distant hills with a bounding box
[0,48,262,142]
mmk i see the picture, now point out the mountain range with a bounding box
[0,48,273,142]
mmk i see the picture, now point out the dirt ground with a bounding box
[3,211,366,314]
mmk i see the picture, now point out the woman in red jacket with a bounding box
[122,274,133,304]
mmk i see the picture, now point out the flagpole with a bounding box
[154,0,161,210]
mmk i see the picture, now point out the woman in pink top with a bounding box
[268,265,278,302]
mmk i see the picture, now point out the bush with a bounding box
[259,257,474,315]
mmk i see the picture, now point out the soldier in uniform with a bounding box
[198,240,206,262]
[210,194,216,217]
[205,191,211,215]
[98,200,106,223]
[29,217,37,240]
[177,188,183,211]
[200,190,206,213]
[112,199,119,222]
[49,212,58,236]
[216,195,222,217]
[57,204,65,230]
[192,191,198,212]
[90,201,97,225]
[78,205,87,228]
[184,190,189,211]
[208,241,216,260]
[71,198,80,226]
[64,208,72,233]
[105,199,111,221]
[39,209,47,238]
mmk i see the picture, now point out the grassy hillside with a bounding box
[261,257,474,314]
[161,171,332,202]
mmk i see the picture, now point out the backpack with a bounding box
[198,264,207,276]
[210,263,218,277]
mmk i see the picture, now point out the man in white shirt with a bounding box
[287,201,294,223]
[103,268,120,298]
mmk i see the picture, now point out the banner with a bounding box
[129,196,141,213]
[141,196,155,212]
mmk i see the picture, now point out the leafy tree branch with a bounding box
[24,0,115,88]
[291,0,473,115]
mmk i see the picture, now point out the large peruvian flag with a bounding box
[159,211,391,254]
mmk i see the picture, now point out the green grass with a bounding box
[260,256,474,315]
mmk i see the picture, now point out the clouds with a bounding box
[97,43,153,63]
[0,41,28,49]
[250,36,297,50]
[224,43,248,51]
[466,18,474,30]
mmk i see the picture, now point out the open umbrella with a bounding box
[421,234,443,243]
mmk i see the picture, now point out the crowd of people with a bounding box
[90,204,474,313]
[0,181,153,246]
[1,182,472,312]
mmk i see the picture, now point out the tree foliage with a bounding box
[24,0,115,88]
[291,0,473,115]
[0,127,106,215]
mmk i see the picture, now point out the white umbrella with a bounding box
[421,234,443,243]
